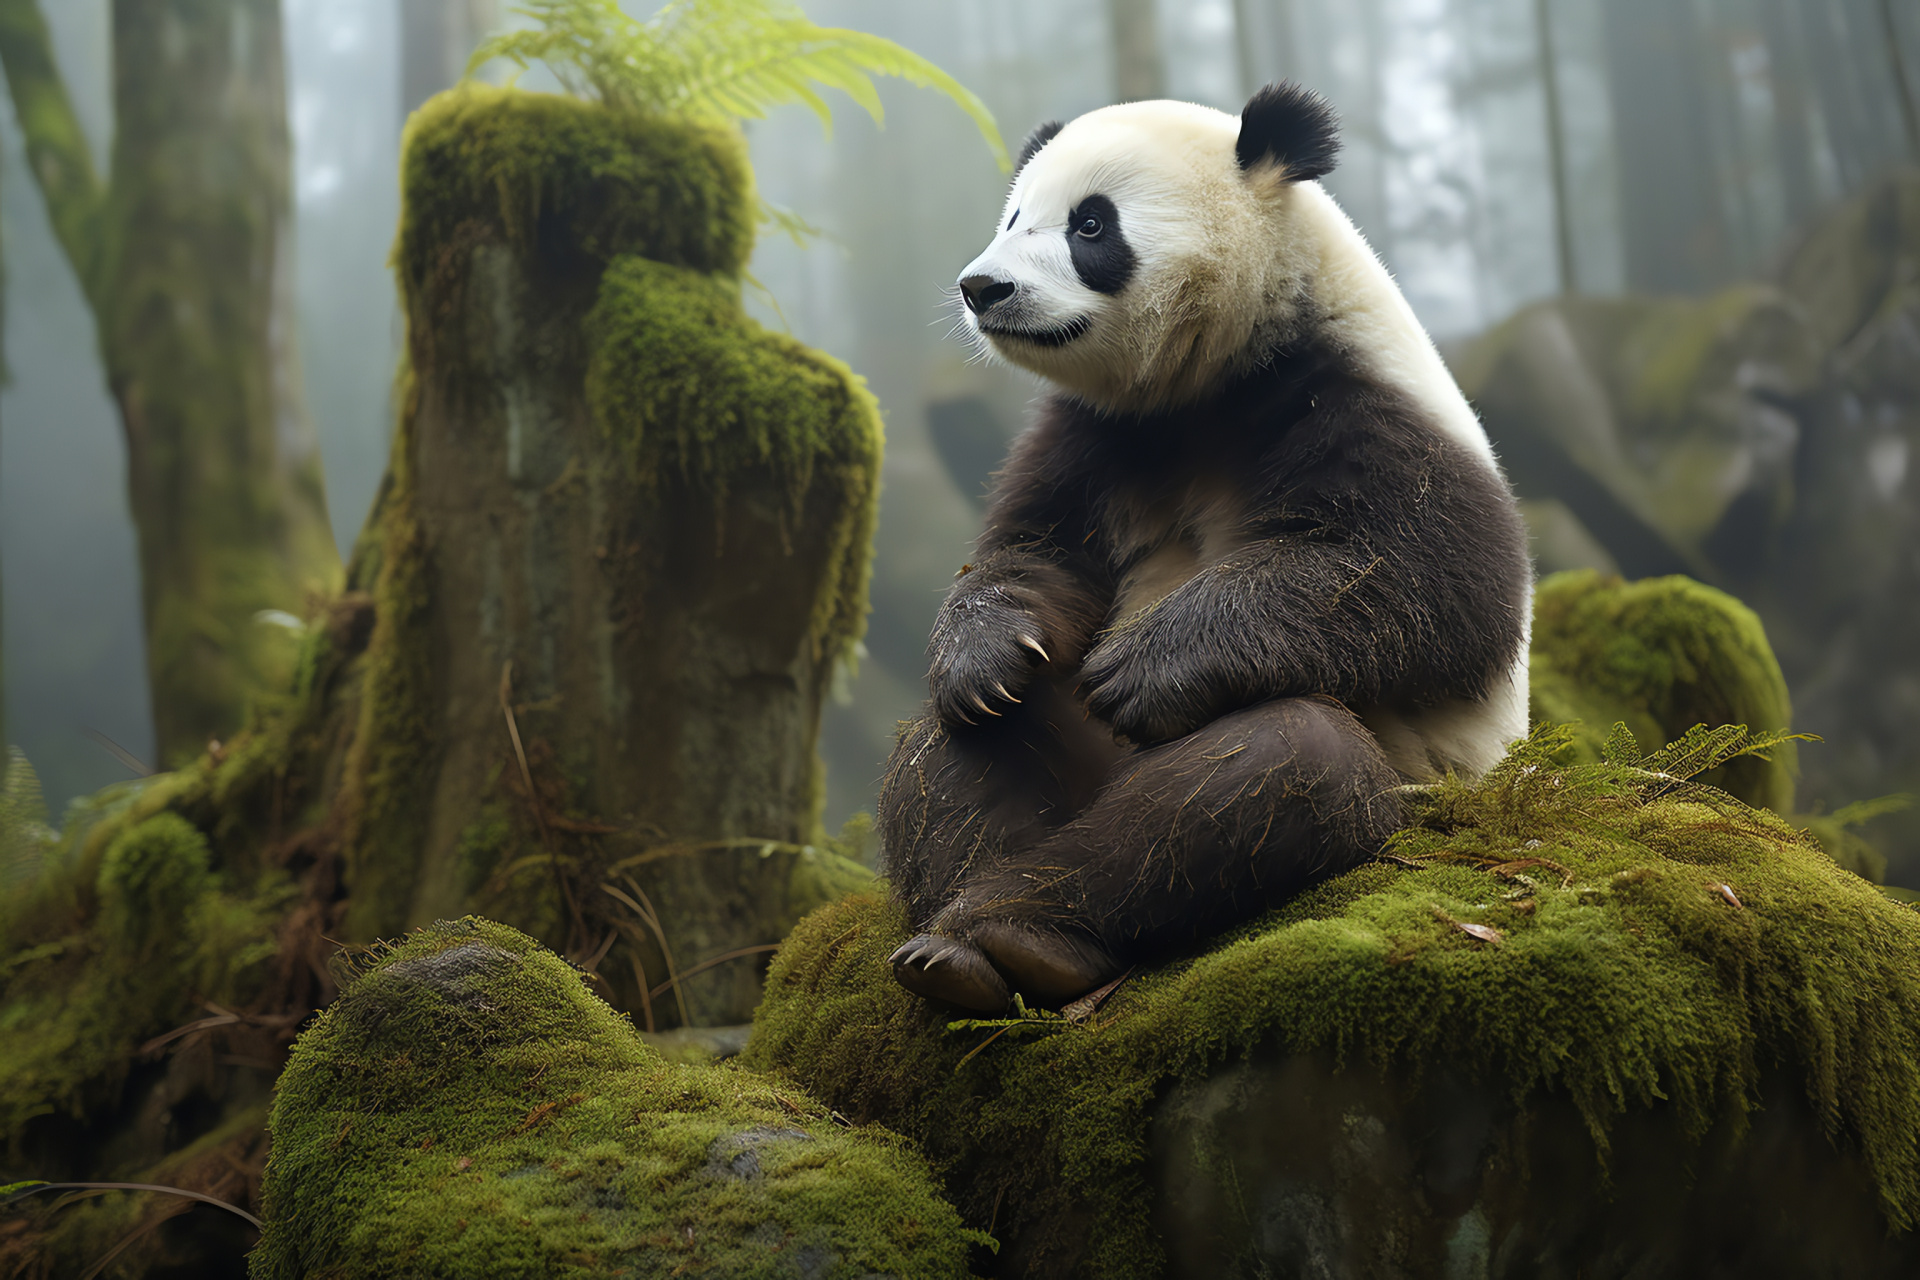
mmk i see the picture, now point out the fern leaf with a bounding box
[0,748,55,890]
[473,0,1009,170]
[1600,721,1642,767]
[1825,793,1915,828]
[1644,725,1813,784]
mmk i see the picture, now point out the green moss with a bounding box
[398,84,755,288]
[339,372,438,943]
[1618,287,1784,429]
[454,799,517,899]
[0,811,288,1145]
[1529,570,1795,810]
[585,256,883,663]
[254,918,980,1278]
[96,814,214,958]
[746,727,1920,1277]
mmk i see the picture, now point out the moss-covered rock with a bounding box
[1454,169,1920,886]
[1528,569,1794,810]
[746,728,1920,1277]
[254,918,978,1279]
[1454,287,1818,583]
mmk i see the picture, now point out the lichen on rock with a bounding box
[254,917,981,1278]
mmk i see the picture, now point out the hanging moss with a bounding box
[746,727,1920,1278]
[253,917,981,1278]
[1529,569,1795,810]
[585,256,883,663]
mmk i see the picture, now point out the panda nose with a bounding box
[959,275,1017,315]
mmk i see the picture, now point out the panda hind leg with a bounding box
[948,695,1403,990]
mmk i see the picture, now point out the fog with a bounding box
[4,0,1916,878]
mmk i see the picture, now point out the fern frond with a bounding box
[0,748,56,890]
[758,197,824,247]
[1643,724,1814,784]
[1600,721,1642,767]
[1825,793,1914,829]
[472,0,1009,170]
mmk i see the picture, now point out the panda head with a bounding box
[956,82,1343,413]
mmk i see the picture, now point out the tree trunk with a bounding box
[1760,0,1824,229]
[1885,0,1920,161]
[0,0,342,767]
[1107,0,1164,102]
[1598,0,1731,292]
[1536,0,1576,293]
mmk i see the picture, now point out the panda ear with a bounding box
[1235,82,1341,181]
[1013,121,1064,179]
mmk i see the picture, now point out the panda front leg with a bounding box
[879,678,1125,1012]
[923,696,1404,1008]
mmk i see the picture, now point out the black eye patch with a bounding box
[1065,195,1134,295]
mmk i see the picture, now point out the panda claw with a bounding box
[1018,634,1051,664]
[991,681,1021,704]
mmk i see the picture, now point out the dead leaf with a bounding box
[1434,906,1504,944]
[1060,969,1131,1024]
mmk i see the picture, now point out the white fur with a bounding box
[958,97,1525,778]
[1358,642,1532,782]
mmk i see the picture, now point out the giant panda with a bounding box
[879,83,1532,1014]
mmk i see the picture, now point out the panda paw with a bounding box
[970,920,1117,1009]
[889,934,1011,1012]
[926,590,1052,727]
[1080,632,1216,744]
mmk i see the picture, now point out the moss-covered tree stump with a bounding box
[353,85,884,1023]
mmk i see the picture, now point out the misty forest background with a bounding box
[3,0,1918,882]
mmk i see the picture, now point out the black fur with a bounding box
[882,340,1530,1011]
[1236,81,1342,180]
[1014,120,1065,179]
[1066,194,1136,295]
